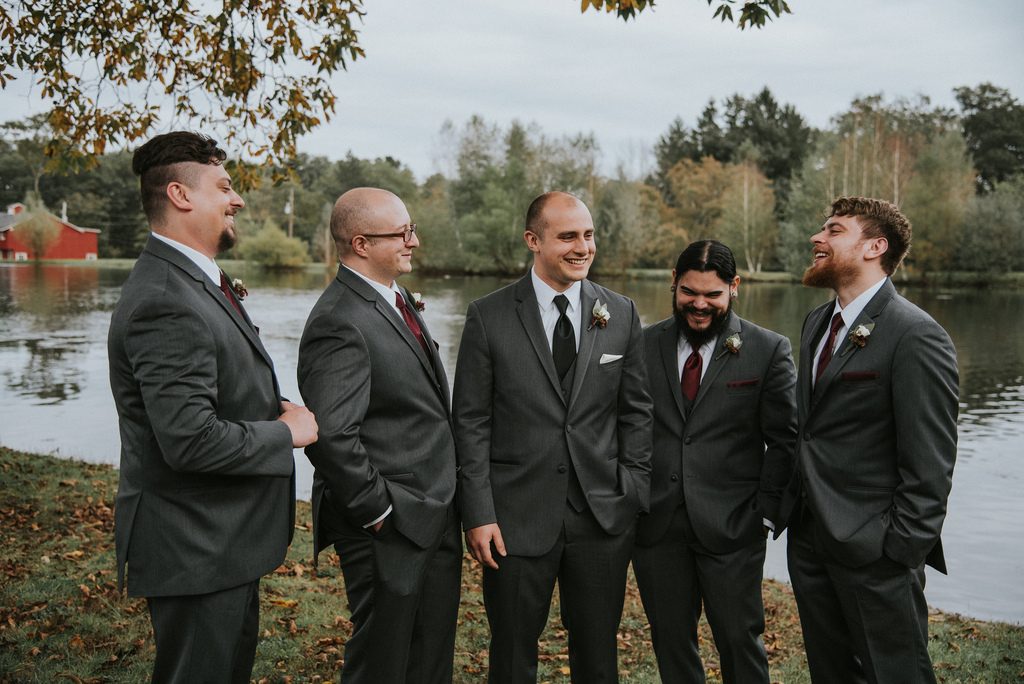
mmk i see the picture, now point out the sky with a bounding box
[2,0,1023,180]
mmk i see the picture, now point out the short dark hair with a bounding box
[673,240,737,283]
[525,191,581,235]
[132,132,227,223]
[828,196,912,274]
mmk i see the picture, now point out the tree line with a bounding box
[2,82,1022,276]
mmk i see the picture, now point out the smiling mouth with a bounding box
[565,257,589,266]
[812,250,829,263]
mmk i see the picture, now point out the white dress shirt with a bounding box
[812,277,887,386]
[676,336,718,383]
[531,268,582,353]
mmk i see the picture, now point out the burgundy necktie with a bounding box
[219,272,244,317]
[396,292,429,355]
[681,350,702,401]
[814,312,845,386]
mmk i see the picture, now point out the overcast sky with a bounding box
[3,0,1023,179]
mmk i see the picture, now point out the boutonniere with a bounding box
[588,299,610,330]
[410,292,425,312]
[848,323,874,348]
[231,278,248,300]
[715,333,742,359]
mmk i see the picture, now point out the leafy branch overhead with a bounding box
[582,0,791,27]
[0,0,366,170]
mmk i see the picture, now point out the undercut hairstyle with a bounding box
[828,196,912,274]
[132,132,227,223]
[673,240,737,283]
[525,191,579,236]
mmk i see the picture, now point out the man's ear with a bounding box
[349,235,372,258]
[166,181,191,211]
[523,230,540,253]
[864,236,889,262]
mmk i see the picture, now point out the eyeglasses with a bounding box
[355,223,417,244]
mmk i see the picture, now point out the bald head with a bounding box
[525,191,589,237]
[331,187,406,256]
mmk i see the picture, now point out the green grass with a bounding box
[1,446,1021,683]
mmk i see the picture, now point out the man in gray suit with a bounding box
[634,240,797,684]
[108,131,319,683]
[782,196,959,683]
[453,191,652,683]
[298,187,461,683]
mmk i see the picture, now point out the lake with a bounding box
[1,263,1021,624]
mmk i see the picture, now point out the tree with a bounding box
[14,192,61,259]
[954,83,1024,193]
[956,175,1024,272]
[0,0,366,172]
[235,220,309,268]
[717,145,777,272]
[583,0,791,27]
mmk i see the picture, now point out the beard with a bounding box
[218,226,237,253]
[802,253,858,290]
[673,297,732,348]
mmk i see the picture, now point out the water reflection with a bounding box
[0,264,1022,623]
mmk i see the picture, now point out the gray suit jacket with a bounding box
[637,312,797,552]
[297,267,457,559]
[108,236,295,597]
[782,278,959,571]
[453,276,653,557]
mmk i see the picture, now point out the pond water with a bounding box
[1,263,1021,624]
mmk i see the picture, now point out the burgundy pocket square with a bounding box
[727,378,760,388]
[841,371,880,381]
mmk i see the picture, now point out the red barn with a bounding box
[0,203,101,261]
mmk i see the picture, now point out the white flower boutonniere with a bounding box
[715,332,742,359]
[849,323,874,348]
[411,292,425,312]
[231,278,248,300]
[588,300,610,331]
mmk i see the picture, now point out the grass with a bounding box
[1,445,1021,683]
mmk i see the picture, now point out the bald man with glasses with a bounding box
[298,187,461,683]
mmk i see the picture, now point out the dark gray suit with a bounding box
[453,276,652,683]
[298,267,460,684]
[782,278,959,683]
[634,312,796,683]
[108,236,295,681]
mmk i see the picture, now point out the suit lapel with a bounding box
[146,237,275,371]
[338,269,440,390]
[691,312,741,412]
[809,280,895,410]
[567,281,599,410]
[514,276,566,404]
[659,319,688,420]
[400,285,449,404]
[801,302,833,414]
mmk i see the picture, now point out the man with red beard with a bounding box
[780,197,959,683]
[634,240,796,683]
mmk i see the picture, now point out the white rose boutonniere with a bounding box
[231,278,248,300]
[411,292,425,312]
[715,332,742,359]
[588,300,610,330]
[849,323,874,348]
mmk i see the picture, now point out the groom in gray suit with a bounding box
[108,131,318,682]
[782,196,959,683]
[298,187,461,683]
[634,240,797,684]
[453,191,652,683]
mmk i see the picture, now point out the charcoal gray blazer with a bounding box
[780,278,959,571]
[637,312,797,552]
[109,236,295,597]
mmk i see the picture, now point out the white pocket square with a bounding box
[599,353,623,364]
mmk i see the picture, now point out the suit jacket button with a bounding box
[670,474,679,482]
[804,432,812,441]
[565,425,573,433]
[684,437,692,445]
[557,464,568,473]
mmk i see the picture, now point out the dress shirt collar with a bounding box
[151,232,221,285]
[831,276,887,327]
[677,334,718,381]
[343,264,402,312]
[530,268,582,314]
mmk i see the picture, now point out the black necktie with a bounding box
[552,294,576,381]
[815,312,845,387]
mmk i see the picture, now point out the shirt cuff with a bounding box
[763,517,775,531]
[363,505,392,529]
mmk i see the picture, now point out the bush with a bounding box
[236,220,309,268]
